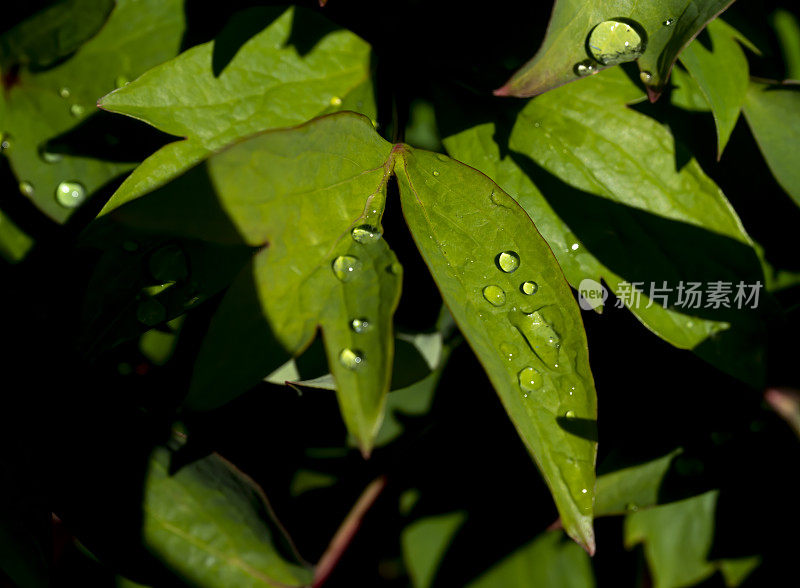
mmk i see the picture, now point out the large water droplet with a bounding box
[573,59,597,77]
[339,348,364,370]
[149,244,188,282]
[350,318,371,333]
[19,181,34,197]
[388,261,402,275]
[564,410,576,418]
[496,251,520,273]
[482,285,506,307]
[518,367,542,394]
[351,224,382,244]
[55,181,86,208]
[332,255,362,282]
[587,20,646,66]
[521,281,538,295]
[137,298,166,326]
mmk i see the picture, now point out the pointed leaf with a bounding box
[595,449,682,516]
[497,0,735,100]
[394,147,597,552]
[0,208,34,263]
[401,512,466,588]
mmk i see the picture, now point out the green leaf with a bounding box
[670,65,711,111]
[595,449,682,516]
[0,208,34,263]
[624,491,759,588]
[466,531,595,588]
[0,0,185,223]
[98,6,375,213]
[772,9,800,80]
[679,19,751,157]
[444,68,767,386]
[401,512,466,588]
[742,81,800,208]
[394,147,598,553]
[142,445,312,587]
[496,0,735,100]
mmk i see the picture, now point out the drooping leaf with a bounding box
[98,6,375,213]
[466,531,595,588]
[496,0,735,100]
[444,68,767,386]
[594,449,682,516]
[678,19,752,157]
[0,208,34,263]
[0,0,185,222]
[742,81,800,208]
[141,445,312,588]
[394,146,598,552]
[401,512,466,588]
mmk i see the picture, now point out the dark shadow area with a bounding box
[211,6,287,76]
[557,416,599,442]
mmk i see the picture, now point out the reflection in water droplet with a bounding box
[518,367,542,394]
[570,242,580,251]
[58,87,71,99]
[339,348,364,370]
[640,71,653,84]
[351,224,382,244]
[499,342,517,361]
[19,181,34,197]
[587,20,646,66]
[137,298,166,326]
[496,251,520,273]
[521,281,538,295]
[350,318,371,333]
[482,285,506,307]
[574,60,597,77]
[149,244,189,282]
[565,410,576,418]
[330,96,342,106]
[663,18,675,26]
[332,255,362,282]
[55,181,86,208]
[432,170,440,177]
[70,104,85,118]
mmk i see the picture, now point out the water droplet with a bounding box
[639,71,653,84]
[351,224,382,244]
[58,87,71,99]
[350,318,371,333]
[332,255,362,281]
[39,145,63,163]
[499,342,517,361]
[495,251,520,273]
[115,75,130,88]
[330,96,342,106]
[69,104,85,118]
[587,20,646,66]
[663,18,675,26]
[570,242,580,251]
[574,59,597,77]
[55,181,86,208]
[1,133,13,152]
[432,170,440,177]
[137,298,166,326]
[18,181,34,197]
[518,367,542,394]
[565,410,576,418]
[339,348,364,370]
[521,281,538,295]
[482,285,506,307]
[581,488,588,494]
[626,502,639,512]
[388,261,402,275]
[149,244,188,282]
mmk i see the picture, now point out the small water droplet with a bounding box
[626,502,639,512]
[581,488,588,494]
[330,96,342,106]
[55,181,86,208]
[663,18,675,26]
[1,133,13,152]
[58,87,71,99]
[587,20,646,66]
[432,170,440,177]
[565,410,576,418]
[39,145,63,163]
[388,261,402,275]
[518,367,542,394]
[496,251,520,273]
[499,342,517,361]
[137,298,166,326]
[534,122,541,128]
[482,285,506,307]
[570,242,580,251]
[339,348,364,370]
[574,59,597,77]
[332,255,362,281]
[19,181,34,197]
[521,281,538,295]
[350,318,371,333]
[115,75,130,88]
[639,71,653,84]
[69,104,85,118]
[351,224,382,244]
[436,153,449,162]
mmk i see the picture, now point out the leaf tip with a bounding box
[646,86,663,103]
[493,85,512,97]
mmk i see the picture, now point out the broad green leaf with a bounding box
[444,68,767,386]
[670,65,711,111]
[624,491,759,588]
[742,81,800,207]
[0,0,185,222]
[98,6,375,212]
[401,512,466,588]
[0,208,34,263]
[595,449,682,516]
[142,445,312,588]
[395,147,598,552]
[772,9,800,80]
[679,19,751,157]
[496,0,735,100]
[466,531,594,588]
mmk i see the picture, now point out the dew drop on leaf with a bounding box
[587,20,646,66]
[573,60,597,77]
[432,170,440,177]
[518,366,542,394]
[350,318,371,333]
[69,104,85,118]
[39,145,63,163]
[496,251,521,273]
[0,133,13,152]
[640,71,653,84]
[58,87,71,99]
[339,348,365,370]
[565,410,576,418]
[332,255,362,281]
[55,181,86,208]
[19,181,34,197]
[482,285,506,307]
[663,18,675,26]
[351,224,382,244]
[521,280,539,295]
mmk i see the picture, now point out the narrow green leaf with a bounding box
[466,531,595,588]
[496,0,735,100]
[0,0,185,222]
[772,9,800,80]
[98,6,375,213]
[142,446,312,588]
[595,449,682,516]
[401,512,466,588]
[395,147,597,553]
[445,68,767,386]
[742,81,800,207]
[679,20,750,157]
